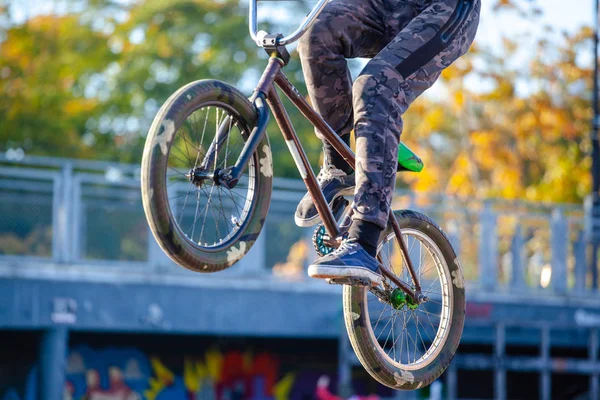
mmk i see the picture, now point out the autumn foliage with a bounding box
[401,1,592,203]
[0,0,593,204]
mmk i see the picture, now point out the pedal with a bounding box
[326,277,372,287]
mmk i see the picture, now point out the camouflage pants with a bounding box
[298,0,480,229]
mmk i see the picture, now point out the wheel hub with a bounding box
[390,288,419,310]
[186,167,238,189]
[186,167,214,187]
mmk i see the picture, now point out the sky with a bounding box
[443,0,595,96]
[479,0,593,45]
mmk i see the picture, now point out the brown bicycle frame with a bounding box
[254,57,423,299]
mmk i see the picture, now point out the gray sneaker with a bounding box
[294,166,355,227]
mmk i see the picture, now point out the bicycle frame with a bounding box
[220,0,425,301]
[220,55,423,301]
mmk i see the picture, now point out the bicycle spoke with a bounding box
[166,103,256,249]
[376,312,395,342]
[373,303,391,332]
[365,227,453,368]
[221,187,243,218]
[190,189,202,241]
[167,166,188,177]
[197,186,214,245]
[223,117,232,168]
[215,188,233,233]
[385,311,398,361]
[389,316,405,362]
[413,311,431,348]
[200,107,210,152]
[169,148,193,168]
[178,183,194,225]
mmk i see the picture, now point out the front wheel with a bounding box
[343,210,465,390]
[141,80,273,273]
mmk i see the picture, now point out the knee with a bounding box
[352,72,381,114]
[352,74,375,98]
[352,69,407,123]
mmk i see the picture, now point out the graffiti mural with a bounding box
[63,345,329,400]
[1,343,392,400]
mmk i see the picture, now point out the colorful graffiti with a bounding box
[1,344,391,400]
[63,346,302,399]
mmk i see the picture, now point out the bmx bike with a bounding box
[141,0,465,390]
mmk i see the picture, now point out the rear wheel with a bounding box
[141,80,272,273]
[343,210,465,390]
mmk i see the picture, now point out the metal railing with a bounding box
[0,155,595,295]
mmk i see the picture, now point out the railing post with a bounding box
[551,208,568,293]
[71,175,82,262]
[585,195,599,290]
[40,327,69,400]
[479,201,498,290]
[574,231,587,291]
[147,185,178,271]
[242,229,267,274]
[590,328,599,400]
[511,225,527,290]
[540,326,551,400]
[52,177,62,263]
[338,321,352,399]
[147,230,172,272]
[57,163,73,263]
[494,323,506,400]
[447,219,461,257]
[446,361,458,400]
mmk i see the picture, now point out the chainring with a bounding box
[311,196,351,257]
[312,224,335,257]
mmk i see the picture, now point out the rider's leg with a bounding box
[297,0,393,173]
[309,0,481,282]
[294,0,408,227]
[352,0,480,239]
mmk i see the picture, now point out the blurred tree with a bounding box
[400,4,592,203]
[0,0,594,202]
[0,0,321,174]
[0,9,119,158]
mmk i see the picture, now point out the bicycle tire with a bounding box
[343,210,465,390]
[141,79,272,273]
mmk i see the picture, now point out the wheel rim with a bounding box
[363,228,453,369]
[164,103,258,251]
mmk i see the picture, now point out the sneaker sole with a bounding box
[308,264,383,286]
[294,187,355,228]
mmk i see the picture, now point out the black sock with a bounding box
[348,220,382,257]
[323,134,353,174]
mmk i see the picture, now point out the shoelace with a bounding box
[317,166,348,183]
[331,239,359,256]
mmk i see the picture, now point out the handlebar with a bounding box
[249,0,330,46]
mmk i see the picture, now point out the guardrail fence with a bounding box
[0,155,594,295]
